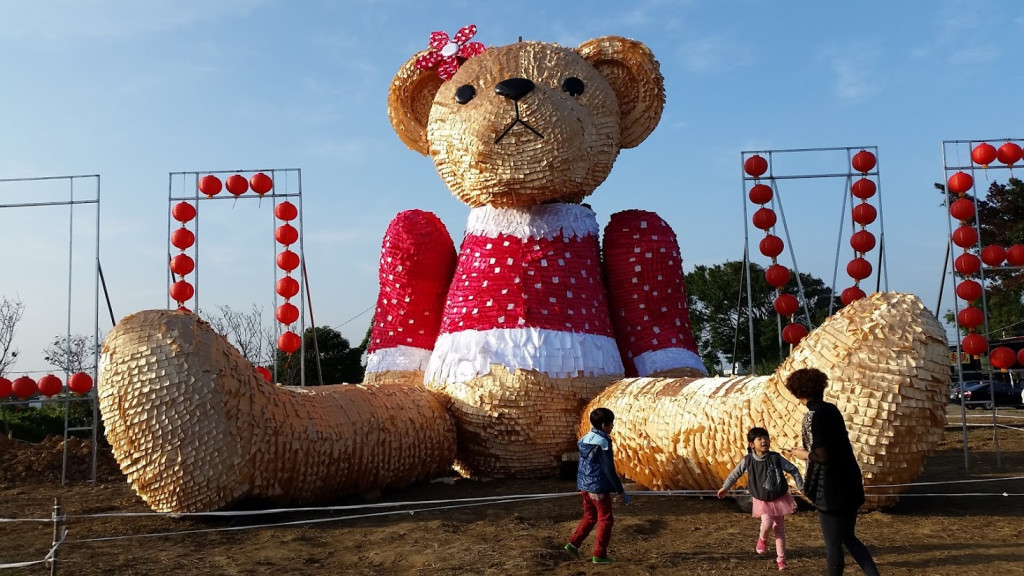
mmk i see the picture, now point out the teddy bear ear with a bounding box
[388,50,446,156]
[576,36,665,149]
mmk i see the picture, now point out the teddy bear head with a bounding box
[388,34,665,208]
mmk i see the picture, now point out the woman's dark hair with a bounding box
[590,407,615,428]
[746,426,769,453]
[785,367,828,400]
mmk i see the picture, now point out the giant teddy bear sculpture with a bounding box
[97,30,950,513]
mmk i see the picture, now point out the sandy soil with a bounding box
[1,406,1023,575]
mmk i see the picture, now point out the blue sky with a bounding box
[1,0,1020,375]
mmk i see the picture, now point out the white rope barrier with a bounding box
[0,527,65,570]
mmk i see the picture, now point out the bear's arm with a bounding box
[364,209,456,374]
[602,209,707,377]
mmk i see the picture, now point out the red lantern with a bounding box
[847,257,872,280]
[956,279,983,302]
[0,377,11,398]
[851,203,877,226]
[759,235,784,258]
[841,286,866,305]
[949,198,975,222]
[972,143,997,167]
[278,331,302,354]
[170,228,195,250]
[946,171,973,195]
[67,372,93,395]
[782,323,808,345]
[951,225,978,249]
[275,201,298,221]
[276,302,300,325]
[961,333,987,358]
[169,253,195,276]
[277,250,300,272]
[225,174,249,196]
[997,141,1021,166]
[752,207,777,231]
[990,346,1016,371]
[249,172,273,195]
[12,376,36,399]
[275,224,299,245]
[851,150,876,173]
[37,374,62,397]
[954,253,981,275]
[198,175,222,196]
[1006,244,1024,266]
[957,306,984,329]
[169,280,195,303]
[774,294,799,316]
[256,366,272,382]
[276,277,300,298]
[851,178,876,200]
[171,202,197,223]
[850,230,876,254]
[980,244,1006,267]
[765,264,791,288]
[748,184,773,205]
[744,155,768,177]
[1017,348,1024,367]
[177,305,193,314]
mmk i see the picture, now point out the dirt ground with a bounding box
[1,406,1023,576]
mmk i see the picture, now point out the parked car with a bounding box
[951,380,1024,409]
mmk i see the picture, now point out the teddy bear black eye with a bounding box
[561,77,585,97]
[455,85,476,105]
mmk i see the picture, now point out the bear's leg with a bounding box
[99,310,456,513]
[584,292,949,509]
[364,209,456,380]
[603,209,706,377]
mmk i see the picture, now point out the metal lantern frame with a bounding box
[0,174,103,484]
[166,168,308,386]
[941,138,1024,469]
[739,146,888,373]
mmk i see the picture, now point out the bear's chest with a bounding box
[439,231,613,335]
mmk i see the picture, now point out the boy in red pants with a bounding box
[565,407,630,564]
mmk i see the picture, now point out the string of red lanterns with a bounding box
[842,150,878,305]
[0,372,93,400]
[744,154,807,345]
[170,198,197,311]
[275,199,302,354]
[947,167,988,360]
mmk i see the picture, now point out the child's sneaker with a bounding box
[755,538,767,555]
[592,556,614,564]
[563,543,581,560]
[777,559,787,570]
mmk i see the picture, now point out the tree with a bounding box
[685,260,840,375]
[203,304,277,367]
[943,177,1024,338]
[273,325,366,386]
[0,297,25,378]
[43,334,100,375]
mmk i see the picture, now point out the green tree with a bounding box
[944,177,1024,337]
[685,260,840,375]
[273,326,365,386]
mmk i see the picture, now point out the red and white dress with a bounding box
[365,204,705,382]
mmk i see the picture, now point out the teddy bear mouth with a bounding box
[494,102,544,143]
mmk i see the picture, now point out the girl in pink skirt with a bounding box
[718,427,804,570]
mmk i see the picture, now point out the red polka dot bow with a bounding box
[414,24,486,81]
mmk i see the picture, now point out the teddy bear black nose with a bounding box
[495,78,535,102]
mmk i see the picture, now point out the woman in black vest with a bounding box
[787,368,880,576]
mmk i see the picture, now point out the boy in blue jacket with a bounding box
[564,407,629,564]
